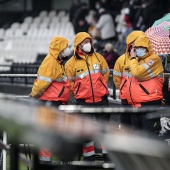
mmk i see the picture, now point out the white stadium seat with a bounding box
[0,10,75,65]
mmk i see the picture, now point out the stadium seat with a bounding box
[48,10,57,19]
[10,22,20,30]
[39,10,48,19]
[23,16,33,25]
[0,28,5,41]
[58,10,66,18]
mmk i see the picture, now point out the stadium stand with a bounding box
[0,10,75,86]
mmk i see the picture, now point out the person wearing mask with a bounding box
[102,43,119,69]
[113,30,145,128]
[127,35,164,134]
[65,32,110,162]
[30,36,71,163]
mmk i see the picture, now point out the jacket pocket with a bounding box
[58,86,65,97]
[120,79,127,91]
[75,82,81,95]
[100,79,107,90]
[139,84,150,95]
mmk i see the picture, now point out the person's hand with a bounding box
[130,47,136,58]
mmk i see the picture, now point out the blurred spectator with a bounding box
[95,1,103,10]
[102,43,119,69]
[95,8,116,42]
[87,10,101,40]
[123,8,133,39]
[72,3,89,33]
[93,41,103,53]
[69,0,81,23]
[115,7,129,42]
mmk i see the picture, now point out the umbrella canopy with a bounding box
[152,13,170,27]
[145,21,170,55]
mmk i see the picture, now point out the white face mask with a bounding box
[82,42,91,52]
[62,47,70,57]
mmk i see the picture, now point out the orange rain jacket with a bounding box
[126,35,164,108]
[31,36,70,103]
[113,31,145,100]
[65,32,110,103]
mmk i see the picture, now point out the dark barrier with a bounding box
[0,96,168,169]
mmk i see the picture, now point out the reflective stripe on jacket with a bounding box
[126,35,164,108]
[113,31,145,100]
[66,32,110,103]
[38,75,70,102]
[66,52,109,103]
[31,36,70,102]
[113,53,131,99]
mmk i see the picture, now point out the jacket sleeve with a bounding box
[99,54,110,83]
[113,57,122,89]
[65,60,75,94]
[129,55,164,81]
[31,65,57,98]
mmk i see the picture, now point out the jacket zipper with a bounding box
[139,84,150,95]
[100,79,107,90]
[75,82,81,95]
[85,56,95,103]
[129,79,135,106]
[58,86,65,97]
[120,79,127,91]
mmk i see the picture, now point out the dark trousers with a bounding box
[38,100,64,107]
[76,96,110,161]
[131,100,161,135]
[76,95,110,122]
[120,99,131,128]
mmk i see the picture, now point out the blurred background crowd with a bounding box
[0,0,169,93]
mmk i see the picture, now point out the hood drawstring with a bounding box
[94,52,100,62]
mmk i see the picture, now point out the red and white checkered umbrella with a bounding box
[145,21,170,54]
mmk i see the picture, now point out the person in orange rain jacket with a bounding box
[30,36,70,106]
[65,32,110,162]
[113,30,145,128]
[127,35,164,135]
[30,36,71,163]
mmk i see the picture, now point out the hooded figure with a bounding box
[113,30,145,128]
[65,32,110,103]
[126,35,164,134]
[65,32,110,162]
[113,31,145,103]
[30,36,70,105]
[127,35,164,107]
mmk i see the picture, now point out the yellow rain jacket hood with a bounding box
[65,32,110,103]
[126,31,146,45]
[73,32,92,55]
[113,30,145,98]
[133,35,153,59]
[49,36,69,60]
[126,35,164,107]
[31,36,70,102]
